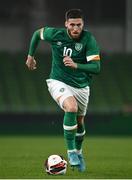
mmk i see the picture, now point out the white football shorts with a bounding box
[46,79,90,116]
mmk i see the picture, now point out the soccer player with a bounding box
[26,9,101,172]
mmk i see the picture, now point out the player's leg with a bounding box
[68,86,89,172]
[46,79,80,166]
[58,96,80,166]
[60,84,89,170]
[76,115,86,172]
[76,116,85,152]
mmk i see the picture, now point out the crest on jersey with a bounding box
[75,43,83,51]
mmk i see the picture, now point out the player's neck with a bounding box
[66,29,72,39]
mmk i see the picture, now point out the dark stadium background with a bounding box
[0,1,132,179]
[0,0,132,135]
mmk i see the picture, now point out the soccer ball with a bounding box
[45,154,67,175]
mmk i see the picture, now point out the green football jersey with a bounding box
[42,27,100,88]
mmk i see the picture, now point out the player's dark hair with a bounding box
[65,9,83,20]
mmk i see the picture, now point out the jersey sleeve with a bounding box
[86,33,100,62]
[40,27,56,43]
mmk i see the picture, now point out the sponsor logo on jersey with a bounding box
[75,43,83,51]
[57,41,62,46]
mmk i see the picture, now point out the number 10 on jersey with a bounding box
[63,47,72,57]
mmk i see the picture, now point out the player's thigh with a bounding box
[69,85,90,116]
[46,79,77,111]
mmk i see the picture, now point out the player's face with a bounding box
[65,18,84,39]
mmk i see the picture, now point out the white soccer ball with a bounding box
[45,154,67,175]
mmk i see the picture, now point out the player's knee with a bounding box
[63,96,78,112]
[65,105,78,112]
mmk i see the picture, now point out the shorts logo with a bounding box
[75,43,83,51]
[60,88,65,92]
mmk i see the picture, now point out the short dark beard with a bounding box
[67,29,81,39]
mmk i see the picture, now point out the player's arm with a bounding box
[76,55,101,74]
[26,29,43,70]
[63,55,100,74]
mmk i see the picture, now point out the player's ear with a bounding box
[82,20,84,27]
[65,21,67,27]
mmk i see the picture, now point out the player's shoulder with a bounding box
[45,26,65,34]
[82,29,97,44]
[43,26,66,41]
[82,29,94,38]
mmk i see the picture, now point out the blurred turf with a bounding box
[0,136,132,179]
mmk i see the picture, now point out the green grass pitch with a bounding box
[0,136,132,179]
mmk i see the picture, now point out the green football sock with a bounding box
[63,112,77,151]
[75,123,85,151]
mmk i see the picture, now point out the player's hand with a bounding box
[26,55,37,70]
[63,56,77,69]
